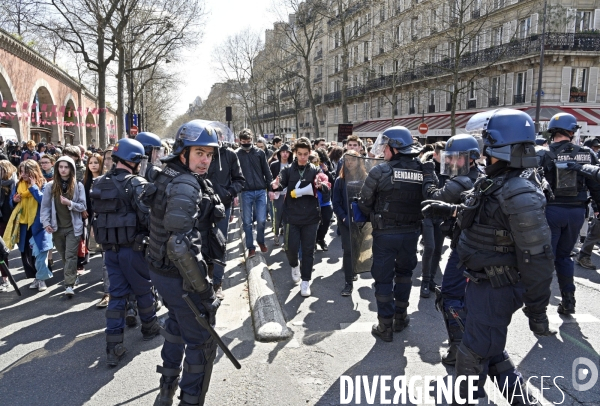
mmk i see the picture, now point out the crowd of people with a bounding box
[2,109,599,405]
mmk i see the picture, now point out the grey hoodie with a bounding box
[40,156,87,236]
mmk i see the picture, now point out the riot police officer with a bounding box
[423,109,555,405]
[136,131,164,178]
[143,120,225,406]
[424,134,482,365]
[90,138,160,367]
[538,112,600,314]
[358,126,434,342]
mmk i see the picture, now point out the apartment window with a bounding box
[493,0,505,10]
[491,26,503,47]
[575,11,593,32]
[379,33,385,54]
[353,104,358,122]
[393,59,399,72]
[518,17,531,39]
[431,8,438,32]
[448,41,456,59]
[379,64,385,77]
[377,97,383,118]
[380,5,386,22]
[334,55,339,73]
[394,94,400,115]
[470,36,479,53]
[449,0,458,21]
[409,92,415,114]
[429,47,436,63]
[334,108,339,124]
[335,31,340,48]
[363,102,369,120]
[411,17,419,40]
[305,112,310,124]
[571,68,588,92]
[365,13,371,30]
[334,80,340,92]
[363,41,370,61]
[515,72,527,103]
[429,90,436,112]
[353,46,359,65]
[469,82,476,99]
[490,77,499,106]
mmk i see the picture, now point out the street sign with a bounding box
[130,125,138,136]
[535,90,545,97]
[418,123,429,134]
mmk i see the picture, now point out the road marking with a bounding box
[549,314,600,324]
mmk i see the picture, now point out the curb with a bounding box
[237,216,292,342]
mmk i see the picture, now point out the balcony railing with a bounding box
[467,100,477,109]
[570,92,587,102]
[313,73,322,83]
[513,94,525,104]
[323,85,366,103]
[428,104,436,113]
[489,97,500,107]
[313,50,322,61]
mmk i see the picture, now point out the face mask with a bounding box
[240,143,252,150]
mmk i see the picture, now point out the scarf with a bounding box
[17,180,37,227]
[42,168,54,180]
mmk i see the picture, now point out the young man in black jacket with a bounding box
[235,129,273,257]
[208,132,245,299]
[271,137,323,297]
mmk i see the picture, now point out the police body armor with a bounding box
[90,170,147,249]
[540,141,593,203]
[372,159,424,232]
[145,163,223,277]
[457,167,552,288]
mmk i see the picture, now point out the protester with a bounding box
[39,154,55,181]
[21,140,40,162]
[268,144,292,246]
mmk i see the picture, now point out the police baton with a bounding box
[0,260,21,296]
[182,293,241,369]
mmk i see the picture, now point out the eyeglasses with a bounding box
[40,161,51,165]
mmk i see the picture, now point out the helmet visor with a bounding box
[103,150,113,171]
[370,133,388,157]
[151,146,165,165]
[440,151,470,177]
[178,125,209,142]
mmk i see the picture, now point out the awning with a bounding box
[30,126,52,134]
[353,106,600,137]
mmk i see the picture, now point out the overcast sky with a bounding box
[170,0,277,117]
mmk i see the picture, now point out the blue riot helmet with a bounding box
[111,138,146,173]
[136,131,165,167]
[466,108,537,168]
[440,134,480,177]
[371,125,421,157]
[163,120,219,165]
[111,138,145,163]
[548,113,580,138]
[535,137,548,146]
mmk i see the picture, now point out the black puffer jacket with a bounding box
[208,146,245,208]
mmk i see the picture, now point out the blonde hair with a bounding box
[18,159,45,189]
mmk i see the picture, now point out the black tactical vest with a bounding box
[90,171,138,246]
[374,160,424,228]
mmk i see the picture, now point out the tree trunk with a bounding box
[97,35,107,148]
[304,57,319,139]
[116,45,125,139]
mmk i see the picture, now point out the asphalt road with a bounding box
[1,214,599,406]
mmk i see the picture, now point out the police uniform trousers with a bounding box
[150,270,217,402]
[545,205,586,292]
[371,230,419,319]
[441,249,467,327]
[105,247,156,337]
[456,278,526,401]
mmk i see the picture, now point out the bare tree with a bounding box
[0,0,38,38]
[214,28,264,135]
[273,0,325,138]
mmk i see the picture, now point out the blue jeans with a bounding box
[546,205,586,292]
[35,249,53,281]
[105,247,156,337]
[150,271,216,401]
[241,190,267,250]
[371,231,419,319]
[212,206,231,285]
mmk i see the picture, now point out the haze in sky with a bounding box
[171,0,277,117]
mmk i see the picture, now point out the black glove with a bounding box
[568,162,600,182]
[200,294,221,327]
[421,200,457,219]
[421,161,435,172]
[523,308,557,337]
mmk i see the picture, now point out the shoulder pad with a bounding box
[369,162,391,180]
[451,175,474,190]
[170,172,200,188]
[129,175,148,188]
[501,174,538,200]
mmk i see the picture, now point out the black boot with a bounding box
[392,310,410,332]
[178,392,200,406]
[154,366,181,406]
[557,291,576,315]
[420,281,431,298]
[442,325,463,366]
[371,317,393,342]
[106,335,127,367]
[142,318,162,341]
